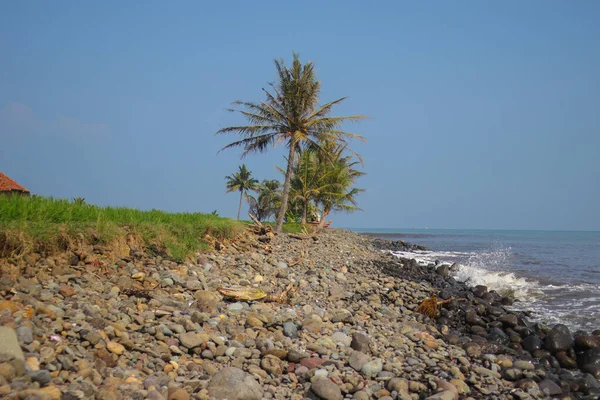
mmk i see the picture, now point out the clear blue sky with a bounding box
[1,1,598,231]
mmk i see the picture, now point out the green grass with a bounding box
[0,195,246,261]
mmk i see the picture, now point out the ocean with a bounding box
[352,229,600,333]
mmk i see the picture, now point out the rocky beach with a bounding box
[1,228,599,400]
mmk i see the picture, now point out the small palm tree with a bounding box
[216,53,366,233]
[248,179,282,222]
[225,164,258,220]
[315,142,365,229]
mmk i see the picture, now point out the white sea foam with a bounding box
[388,247,600,331]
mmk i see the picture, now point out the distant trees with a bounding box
[225,164,258,220]
[216,53,365,233]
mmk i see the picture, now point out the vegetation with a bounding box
[0,195,245,262]
[248,180,281,222]
[225,164,258,220]
[216,53,366,233]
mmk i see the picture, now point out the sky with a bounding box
[1,1,599,231]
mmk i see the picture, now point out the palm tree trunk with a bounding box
[237,191,243,220]
[301,201,308,224]
[318,207,330,230]
[275,142,296,233]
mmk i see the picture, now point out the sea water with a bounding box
[353,229,600,332]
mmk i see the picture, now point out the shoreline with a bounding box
[0,228,599,399]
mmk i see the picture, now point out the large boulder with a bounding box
[544,324,573,353]
[207,367,263,400]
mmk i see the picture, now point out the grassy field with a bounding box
[0,195,246,261]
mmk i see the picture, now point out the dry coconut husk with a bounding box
[414,294,466,319]
[218,282,297,304]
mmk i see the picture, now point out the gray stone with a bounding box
[350,332,371,353]
[0,327,25,375]
[538,379,562,396]
[361,358,383,377]
[503,368,523,381]
[179,332,204,349]
[331,332,351,347]
[544,324,572,353]
[349,351,370,372]
[310,376,343,400]
[207,367,263,400]
[329,309,353,323]
[28,369,51,385]
[352,391,370,400]
[227,302,244,313]
[283,322,298,338]
[15,326,33,345]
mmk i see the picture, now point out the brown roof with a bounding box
[0,172,30,193]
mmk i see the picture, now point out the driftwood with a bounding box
[218,282,297,304]
[414,294,467,319]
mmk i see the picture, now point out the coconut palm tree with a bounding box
[248,179,282,222]
[314,143,365,229]
[225,164,258,220]
[216,53,366,233]
[281,149,337,224]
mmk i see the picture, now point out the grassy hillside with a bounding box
[0,195,246,261]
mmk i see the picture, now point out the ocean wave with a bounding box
[388,247,600,331]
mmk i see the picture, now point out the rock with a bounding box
[361,358,383,377]
[513,360,535,371]
[575,335,600,351]
[302,316,323,333]
[463,342,481,358]
[488,327,510,344]
[193,290,220,314]
[473,285,488,298]
[287,349,307,363]
[106,341,125,355]
[283,322,298,338]
[59,285,77,297]
[465,309,485,327]
[350,333,371,353]
[436,265,450,277]
[147,390,166,400]
[349,351,370,372]
[425,391,456,400]
[167,387,189,400]
[16,326,33,345]
[387,378,409,392]
[522,335,543,353]
[545,324,573,353]
[331,332,351,347]
[245,315,263,328]
[207,367,263,400]
[538,379,562,396]
[578,348,600,369]
[557,352,578,369]
[503,368,523,381]
[329,309,353,323]
[300,358,326,370]
[16,389,53,400]
[499,314,518,328]
[29,369,52,385]
[179,332,205,349]
[352,391,370,400]
[0,327,25,375]
[260,355,282,376]
[310,377,343,400]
